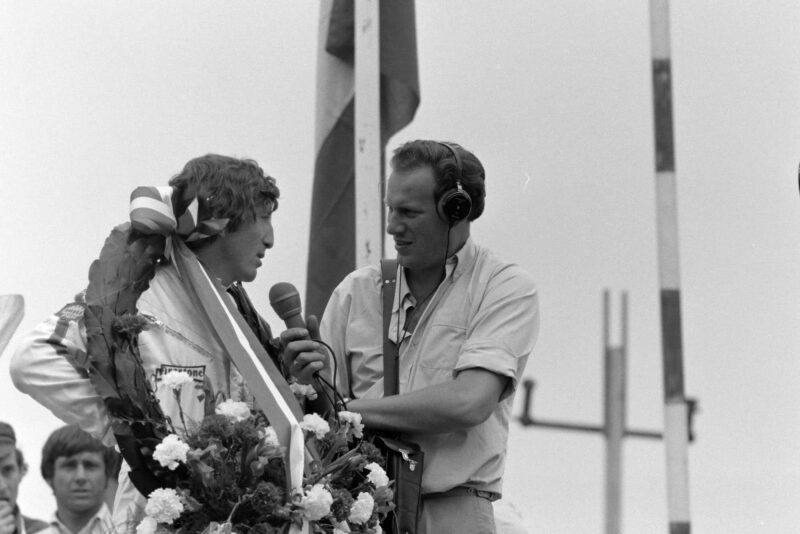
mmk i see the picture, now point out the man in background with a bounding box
[39,425,118,534]
[0,422,47,534]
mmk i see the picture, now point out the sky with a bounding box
[1,1,799,532]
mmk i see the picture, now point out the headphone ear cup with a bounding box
[438,187,472,223]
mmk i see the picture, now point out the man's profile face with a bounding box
[0,444,23,508]
[386,166,452,273]
[212,203,275,285]
[48,451,107,516]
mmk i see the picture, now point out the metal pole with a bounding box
[604,291,627,534]
[648,0,691,532]
[354,0,382,268]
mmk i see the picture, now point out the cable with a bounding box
[310,339,350,411]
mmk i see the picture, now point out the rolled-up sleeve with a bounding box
[454,264,539,400]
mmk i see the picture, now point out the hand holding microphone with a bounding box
[269,282,326,383]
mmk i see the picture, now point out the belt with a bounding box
[423,486,500,502]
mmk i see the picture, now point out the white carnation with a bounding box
[259,426,280,448]
[215,399,251,422]
[136,516,158,534]
[161,370,194,392]
[301,483,333,521]
[300,413,330,440]
[290,382,318,400]
[347,492,375,524]
[152,434,190,470]
[365,462,389,488]
[144,487,184,524]
[337,410,364,438]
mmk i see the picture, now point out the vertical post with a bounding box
[648,0,691,532]
[520,379,535,426]
[604,291,627,534]
[354,0,382,268]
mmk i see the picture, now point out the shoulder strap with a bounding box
[380,259,399,397]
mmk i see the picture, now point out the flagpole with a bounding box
[354,0,383,267]
[648,0,691,532]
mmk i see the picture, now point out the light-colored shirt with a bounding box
[320,237,539,495]
[17,510,48,534]
[40,504,113,534]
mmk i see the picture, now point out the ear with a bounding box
[45,478,54,491]
[19,462,27,478]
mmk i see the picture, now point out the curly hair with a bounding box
[390,140,486,221]
[168,154,280,237]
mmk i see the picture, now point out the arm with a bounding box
[347,368,508,434]
[9,306,114,445]
[350,261,539,435]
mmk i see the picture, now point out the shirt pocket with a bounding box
[415,322,466,373]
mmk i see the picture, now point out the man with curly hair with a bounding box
[11,154,322,532]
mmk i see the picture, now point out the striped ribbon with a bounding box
[129,185,229,243]
[129,185,311,530]
[171,239,309,514]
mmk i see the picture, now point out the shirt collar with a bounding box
[388,237,475,343]
[49,504,111,534]
[394,236,475,306]
[449,236,476,281]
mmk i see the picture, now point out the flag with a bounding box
[306,0,419,319]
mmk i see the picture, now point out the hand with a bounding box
[279,315,329,384]
[0,501,17,534]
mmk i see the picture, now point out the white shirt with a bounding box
[40,504,113,534]
[320,238,540,495]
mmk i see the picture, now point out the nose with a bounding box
[263,221,274,249]
[386,211,402,236]
[74,464,88,481]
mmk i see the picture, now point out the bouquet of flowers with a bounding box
[78,224,394,534]
[137,380,394,534]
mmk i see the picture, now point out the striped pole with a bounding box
[603,291,627,534]
[354,0,383,268]
[648,0,691,533]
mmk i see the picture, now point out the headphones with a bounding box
[436,142,472,223]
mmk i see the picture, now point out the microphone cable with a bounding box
[309,337,350,413]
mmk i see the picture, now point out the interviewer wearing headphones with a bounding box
[289,139,540,533]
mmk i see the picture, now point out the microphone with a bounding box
[269,282,306,329]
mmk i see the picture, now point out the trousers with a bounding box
[418,491,496,534]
